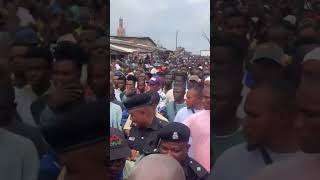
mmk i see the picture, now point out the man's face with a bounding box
[175,76,185,84]
[202,87,210,110]
[173,86,185,103]
[129,106,153,127]
[118,80,125,91]
[160,141,189,164]
[149,83,160,91]
[78,30,97,54]
[137,82,145,93]
[126,80,135,90]
[110,158,126,179]
[88,64,107,98]
[112,76,119,88]
[224,16,248,38]
[295,60,320,153]
[185,89,200,108]
[138,75,145,82]
[135,70,142,77]
[52,60,80,88]
[181,67,187,74]
[213,79,241,120]
[243,88,275,146]
[10,57,26,75]
[165,74,173,86]
[25,58,51,88]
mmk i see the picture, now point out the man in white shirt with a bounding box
[148,77,166,113]
[15,47,55,126]
[0,65,39,180]
[114,75,126,102]
[174,87,203,123]
[211,81,300,180]
[110,102,122,130]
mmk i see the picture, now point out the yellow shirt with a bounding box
[123,113,168,130]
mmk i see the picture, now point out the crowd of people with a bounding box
[1,0,320,179]
[210,0,320,180]
[0,0,107,179]
[109,52,211,179]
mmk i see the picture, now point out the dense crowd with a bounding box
[0,0,107,180]
[210,0,320,180]
[109,52,211,179]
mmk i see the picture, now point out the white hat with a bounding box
[303,47,320,63]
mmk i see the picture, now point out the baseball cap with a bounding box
[14,28,39,45]
[303,47,320,63]
[189,75,201,83]
[110,128,131,161]
[123,93,153,110]
[158,122,190,143]
[250,42,286,66]
[148,77,161,86]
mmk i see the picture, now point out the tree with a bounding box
[202,29,210,44]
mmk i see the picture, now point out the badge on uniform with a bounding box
[128,137,135,141]
[172,132,179,140]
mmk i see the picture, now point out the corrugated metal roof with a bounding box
[110,44,136,53]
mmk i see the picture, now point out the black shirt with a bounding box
[183,156,209,180]
[128,117,168,155]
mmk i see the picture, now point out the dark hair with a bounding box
[25,47,53,67]
[126,75,137,84]
[146,72,153,79]
[223,7,250,27]
[118,75,126,82]
[54,41,87,69]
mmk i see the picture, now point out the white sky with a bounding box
[110,0,210,54]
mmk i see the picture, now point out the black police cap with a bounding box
[158,122,190,143]
[123,93,153,110]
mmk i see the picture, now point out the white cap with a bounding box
[205,76,210,82]
[303,47,320,63]
[283,15,297,26]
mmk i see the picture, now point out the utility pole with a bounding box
[176,30,179,50]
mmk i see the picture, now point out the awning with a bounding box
[110,44,136,53]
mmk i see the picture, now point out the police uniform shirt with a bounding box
[156,122,209,180]
[128,117,168,155]
[183,156,209,180]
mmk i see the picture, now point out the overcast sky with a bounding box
[110,0,210,54]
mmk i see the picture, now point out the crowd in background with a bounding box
[109,51,211,180]
[211,0,320,180]
[0,0,107,179]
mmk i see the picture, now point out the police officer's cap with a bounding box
[123,93,153,110]
[158,122,190,143]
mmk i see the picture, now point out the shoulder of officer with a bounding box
[157,117,169,128]
[187,157,209,179]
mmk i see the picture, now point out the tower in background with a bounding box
[117,17,126,37]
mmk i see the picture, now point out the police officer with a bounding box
[157,122,209,180]
[123,92,168,157]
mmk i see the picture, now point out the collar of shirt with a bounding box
[146,117,160,131]
[182,157,190,178]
